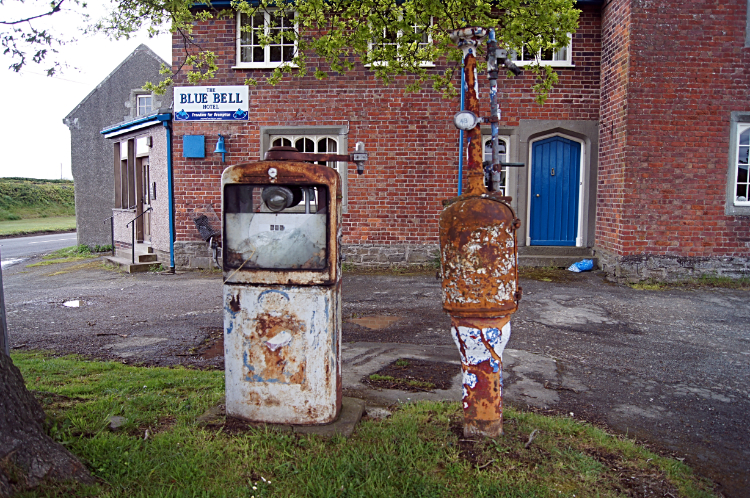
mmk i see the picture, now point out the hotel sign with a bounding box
[173,86,249,121]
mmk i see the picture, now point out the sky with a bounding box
[0,2,171,180]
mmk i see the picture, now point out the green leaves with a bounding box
[3,0,581,102]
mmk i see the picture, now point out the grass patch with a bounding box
[26,245,99,268]
[9,352,718,498]
[368,373,436,391]
[629,274,750,291]
[0,216,76,237]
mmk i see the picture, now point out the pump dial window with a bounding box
[224,184,328,271]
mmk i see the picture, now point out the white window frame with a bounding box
[260,126,349,211]
[367,16,434,67]
[726,112,750,215]
[509,36,573,67]
[235,9,298,69]
[136,94,152,116]
[482,135,511,195]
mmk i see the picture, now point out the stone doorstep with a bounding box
[196,397,366,438]
[104,255,160,273]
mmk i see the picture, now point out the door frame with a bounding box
[525,133,586,247]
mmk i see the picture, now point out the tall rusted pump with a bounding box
[441,27,523,437]
[221,144,367,425]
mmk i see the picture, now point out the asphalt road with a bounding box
[2,259,748,497]
[0,232,77,265]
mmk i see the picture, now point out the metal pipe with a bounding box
[0,249,8,357]
[488,29,501,176]
[458,64,466,195]
[452,27,487,196]
[163,119,176,272]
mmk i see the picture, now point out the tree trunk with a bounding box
[0,353,93,497]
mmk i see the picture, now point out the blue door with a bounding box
[529,137,581,246]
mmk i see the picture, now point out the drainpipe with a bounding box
[162,119,176,272]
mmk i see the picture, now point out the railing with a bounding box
[126,207,153,264]
[102,215,115,257]
[102,205,137,258]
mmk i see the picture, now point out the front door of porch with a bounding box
[529,136,581,246]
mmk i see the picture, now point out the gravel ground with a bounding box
[3,257,749,497]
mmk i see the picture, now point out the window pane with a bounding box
[736,183,747,201]
[253,47,264,62]
[740,128,750,146]
[738,164,748,184]
[283,46,294,61]
[739,145,749,165]
[553,45,568,61]
[137,96,152,116]
[224,185,328,270]
[270,46,281,62]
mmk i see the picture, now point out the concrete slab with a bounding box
[294,397,365,438]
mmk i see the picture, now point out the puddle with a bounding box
[1,258,25,269]
[347,315,401,330]
[63,300,81,308]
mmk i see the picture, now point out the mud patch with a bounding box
[197,326,224,359]
[347,314,401,330]
[363,358,456,392]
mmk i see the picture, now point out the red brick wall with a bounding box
[598,0,750,258]
[596,0,632,255]
[172,9,601,246]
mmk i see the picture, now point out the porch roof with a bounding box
[100,110,172,139]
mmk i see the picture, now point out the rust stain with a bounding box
[245,312,307,385]
[229,294,241,313]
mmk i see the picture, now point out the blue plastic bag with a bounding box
[567,259,594,273]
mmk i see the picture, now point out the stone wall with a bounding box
[597,247,750,283]
[342,244,439,267]
[174,241,219,270]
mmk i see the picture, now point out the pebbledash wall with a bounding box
[595,0,750,282]
[170,4,603,270]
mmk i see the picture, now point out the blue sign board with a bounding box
[174,86,249,121]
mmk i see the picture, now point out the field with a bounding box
[0,177,75,236]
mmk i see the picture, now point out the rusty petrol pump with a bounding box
[221,143,367,425]
[441,27,524,437]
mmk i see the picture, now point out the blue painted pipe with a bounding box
[458,60,466,195]
[162,119,176,271]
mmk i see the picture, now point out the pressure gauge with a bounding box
[453,110,480,131]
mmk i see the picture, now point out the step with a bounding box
[518,246,593,257]
[104,255,161,273]
[137,254,158,263]
[517,254,598,268]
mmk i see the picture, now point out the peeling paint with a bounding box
[265,331,292,351]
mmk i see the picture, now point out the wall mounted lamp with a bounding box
[214,134,228,162]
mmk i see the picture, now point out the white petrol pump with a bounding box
[221,144,366,425]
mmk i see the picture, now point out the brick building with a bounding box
[105,0,750,281]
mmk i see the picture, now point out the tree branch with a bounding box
[0,0,66,26]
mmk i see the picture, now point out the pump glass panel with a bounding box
[224,185,328,270]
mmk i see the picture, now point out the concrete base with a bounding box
[196,397,366,438]
[294,397,366,438]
